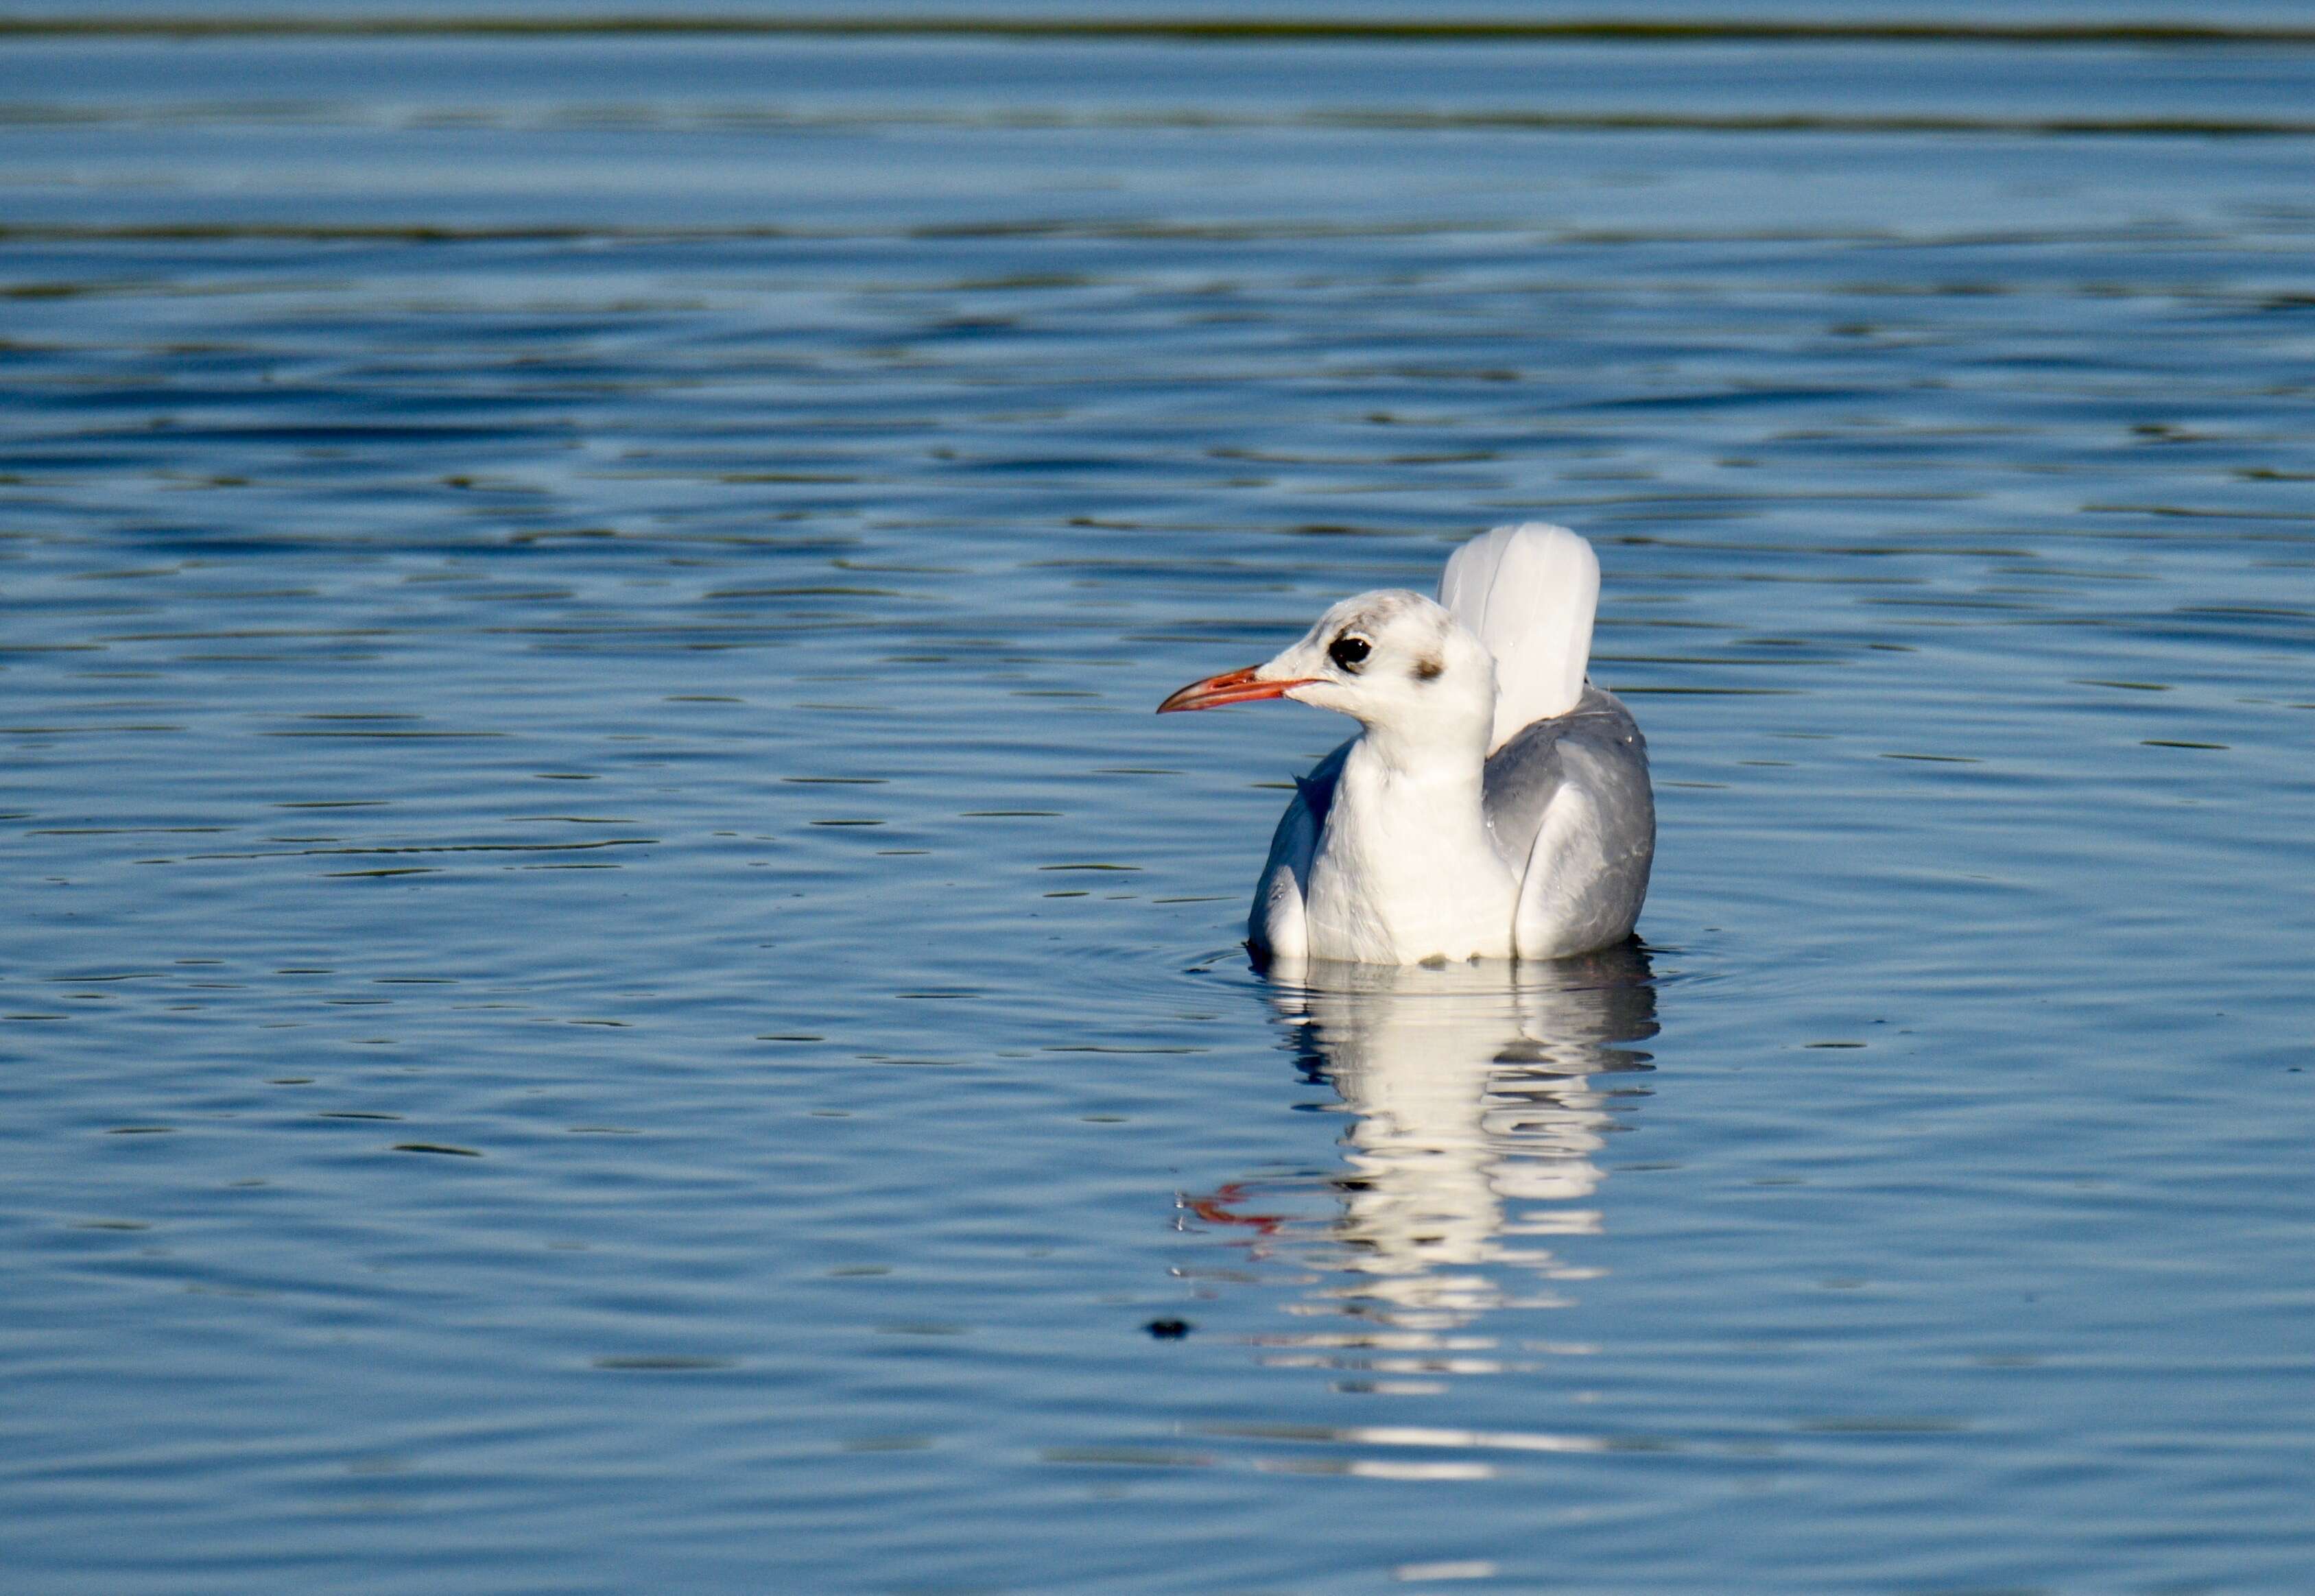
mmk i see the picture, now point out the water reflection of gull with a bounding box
[1189,946,1657,1347]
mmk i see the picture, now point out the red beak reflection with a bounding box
[1156,666,1316,714]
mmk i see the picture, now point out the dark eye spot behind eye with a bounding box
[1414,656,1444,681]
[1328,635,1370,671]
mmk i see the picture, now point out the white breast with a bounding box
[1302,745,1518,963]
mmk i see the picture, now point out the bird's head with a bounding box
[1159,589,1498,757]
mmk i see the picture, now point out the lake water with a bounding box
[5,7,2314,1593]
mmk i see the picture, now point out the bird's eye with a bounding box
[1327,635,1371,670]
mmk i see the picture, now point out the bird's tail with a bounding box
[1437,521,1600,749]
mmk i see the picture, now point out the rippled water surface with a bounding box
[5,8,2315,1593]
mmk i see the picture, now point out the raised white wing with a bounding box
[1437,521,1600,751]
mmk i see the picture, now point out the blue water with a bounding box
[5,10,2314,1593]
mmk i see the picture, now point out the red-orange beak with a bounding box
[1156,666,1316,714]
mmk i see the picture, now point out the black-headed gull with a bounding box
[1160,523,1654,964]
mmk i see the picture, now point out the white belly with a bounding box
[1303,783,1517,964]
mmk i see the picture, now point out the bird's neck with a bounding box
[1307,725,1515,962]
[1353,711,1491,782]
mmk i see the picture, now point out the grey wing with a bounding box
[1482,687,1655,959]
[1249,739,1352,959]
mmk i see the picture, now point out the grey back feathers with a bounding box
[1484,687,1655,955]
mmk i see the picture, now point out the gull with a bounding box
[1159,522,1653,964]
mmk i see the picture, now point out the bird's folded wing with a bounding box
[1512,782,1615,961]
[1248,741,1349,958]
[1491,689,1654,960]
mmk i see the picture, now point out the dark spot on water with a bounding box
[591,1356,733,1372]
[1145,1318,1194,1340]
[1041,1445,1211,1468]
[1796,1416,1967,1435]
[390,1143,482,1157]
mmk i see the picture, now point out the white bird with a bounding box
[1159,522,1654,965]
